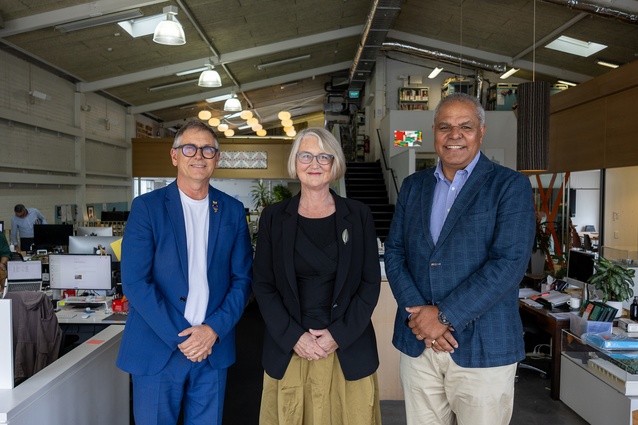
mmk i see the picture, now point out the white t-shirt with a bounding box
[178,189,210,326]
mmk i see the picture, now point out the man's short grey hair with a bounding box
[172,120,220,149]
[433,93,486,127]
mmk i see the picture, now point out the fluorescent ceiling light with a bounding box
[257,54,311,70]
[545,35,607,58]
[176,66,208,76]
[500,68,520,79]
[428,67,443,79]
[557,80,578,87]
[55,9,144,32]
[117,13,166,38]
[148,78,198,92]
[206,94,232,103]
[595,59,620,69]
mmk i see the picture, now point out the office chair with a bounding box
[583,234,598,252]
[5,291,62,384]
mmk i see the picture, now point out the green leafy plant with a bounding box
[588,256,636,302]
[250,179,274,210]
[533,215,551,255]
[271,184,293,203]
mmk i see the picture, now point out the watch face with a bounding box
[438,311,451,325]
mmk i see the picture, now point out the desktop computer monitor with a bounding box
[567,249,595,285]
[33,224,73,251]
[76,226,113,237]
[68,236,122,262]
[48,254,113,291]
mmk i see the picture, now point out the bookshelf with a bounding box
[398,87,429,110]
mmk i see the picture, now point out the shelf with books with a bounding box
[398,87,429,110]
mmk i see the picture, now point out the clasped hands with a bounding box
[177,323,218,362]
[406,305,458,353]
[293,329,338,361]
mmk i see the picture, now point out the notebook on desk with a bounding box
[536,290,570,307]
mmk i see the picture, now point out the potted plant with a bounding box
[530,214,552,274]
[588,256,636,316]
[271,184,293,203]
[250,179,274,211]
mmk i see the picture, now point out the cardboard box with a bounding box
[570,314,612,337]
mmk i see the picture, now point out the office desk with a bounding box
[56,307,126,346]
[518,301,571,400]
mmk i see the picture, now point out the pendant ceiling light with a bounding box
[198,63,222,87]
[517,0,549,173]
[223,91,242,112]
[153,6,186,46]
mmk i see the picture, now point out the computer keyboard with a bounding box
[57,311,77,319]
[521,298,544,309]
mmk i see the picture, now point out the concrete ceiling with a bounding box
[1,0,637,135]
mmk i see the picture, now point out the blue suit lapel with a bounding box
[420,170,437,251]
[207,186,222,268]
[165,182,189,282]
[435,154,493,248]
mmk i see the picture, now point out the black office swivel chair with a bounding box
[583,234,598,252]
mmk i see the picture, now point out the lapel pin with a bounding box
[342,229,349,245]
[212,201,219,213]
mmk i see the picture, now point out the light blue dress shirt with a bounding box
[430,153,481,244]
[11,208,47,245]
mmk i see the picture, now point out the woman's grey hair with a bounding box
[172,120,220,149]
[287,127,346,182]
[433,93,486,127]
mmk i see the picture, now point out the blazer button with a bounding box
[430,262,441,267]
[332,303,338,308]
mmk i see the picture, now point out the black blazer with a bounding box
[252,191,381,380]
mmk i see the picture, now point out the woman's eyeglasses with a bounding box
[175,144,218,159]
[296,151,334,165]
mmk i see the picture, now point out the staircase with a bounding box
[345,162,395,242]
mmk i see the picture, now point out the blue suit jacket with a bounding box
[384,153,535,368]
[116,181,253,375]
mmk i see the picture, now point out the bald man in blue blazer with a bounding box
[116,121,253,425]
[384,93,535,425]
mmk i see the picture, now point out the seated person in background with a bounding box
[11,204,47,252]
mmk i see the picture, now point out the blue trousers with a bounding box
[132,350,227,425]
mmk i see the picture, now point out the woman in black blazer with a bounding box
[253,127,382,424]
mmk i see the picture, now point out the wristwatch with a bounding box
[438,310,451,326]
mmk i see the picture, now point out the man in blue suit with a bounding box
[116,120,253,425]
[384,93,535,425]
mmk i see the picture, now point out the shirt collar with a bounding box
[433,152,481,183]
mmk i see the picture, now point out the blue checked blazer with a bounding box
[384,153,535,367]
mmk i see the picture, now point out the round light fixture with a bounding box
[278,111,291,120]
[198,64,222,88]
[256,129,267,137]
[208,117,221,127]
[246,117,258,126]
[252,124,263,132]
[283,125,294,132]
[240,110,253,120]
[286,130,297,137]
[153,7,186,46]
[217,123,229,132]
[224,129,235,137]
[281,119,293,127]
[198,110,212,120]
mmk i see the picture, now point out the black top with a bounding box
[295,214,337,329]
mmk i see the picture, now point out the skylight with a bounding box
[545,35,607,57]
